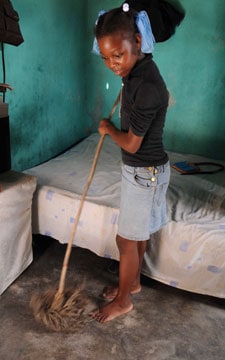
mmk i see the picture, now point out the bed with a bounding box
[25,133,225,298]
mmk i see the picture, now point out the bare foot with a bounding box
[102,284,141,300]
[91,298,133,323]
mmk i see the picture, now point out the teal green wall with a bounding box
[3,0,225,171]
[156,0,225,160]
[4,0,88,170]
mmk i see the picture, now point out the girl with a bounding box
[91,3,171,323]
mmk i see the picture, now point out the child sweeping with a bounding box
[91,1,184,323]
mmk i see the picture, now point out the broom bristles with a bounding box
[30,286,90,332]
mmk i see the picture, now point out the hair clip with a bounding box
[122,3,129,12]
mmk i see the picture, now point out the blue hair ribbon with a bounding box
[136,10,155,53]
[92,38,101,55]
[92,9,155,55]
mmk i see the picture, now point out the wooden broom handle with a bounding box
[57,91,121,293]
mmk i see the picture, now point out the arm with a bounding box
[98,118,143,154]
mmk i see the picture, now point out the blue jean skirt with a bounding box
[117,161,170,241]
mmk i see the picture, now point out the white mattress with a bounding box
[25,133,225,298]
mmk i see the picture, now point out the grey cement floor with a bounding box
[1,235,225,360]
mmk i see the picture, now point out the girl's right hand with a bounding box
[98,118,114,136]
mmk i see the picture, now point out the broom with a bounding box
[30,91,121,332]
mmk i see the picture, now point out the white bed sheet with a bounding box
[25,133,225,298]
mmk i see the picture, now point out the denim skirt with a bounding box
[117,161,170,240]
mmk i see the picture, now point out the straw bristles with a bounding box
[30,286,90,332]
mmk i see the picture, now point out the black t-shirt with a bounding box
[121,54,169,167]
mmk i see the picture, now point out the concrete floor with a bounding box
[1,235,225,360]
